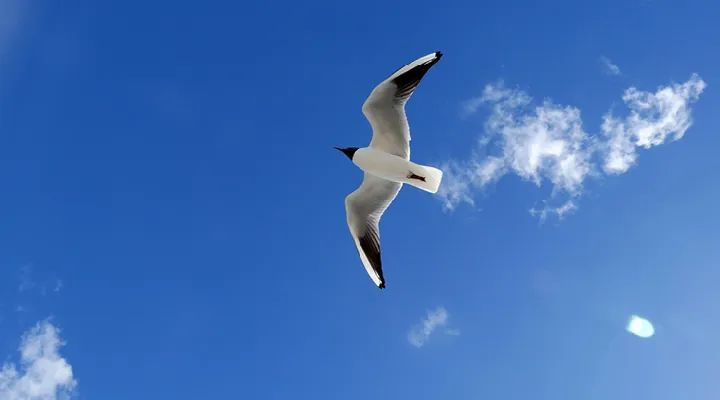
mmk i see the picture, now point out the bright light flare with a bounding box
[626,315,654,338]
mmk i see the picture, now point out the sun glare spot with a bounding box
[626,315,654,338]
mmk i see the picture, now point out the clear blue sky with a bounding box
[1,0,719,398]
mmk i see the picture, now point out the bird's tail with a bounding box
[404,162,444,194]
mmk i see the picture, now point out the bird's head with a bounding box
[334,147,359,161]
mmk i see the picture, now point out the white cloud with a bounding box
[600,56,621,76]
[601,74,706,174]
[0,320,77,400]
[438,75,706,218]
[439,80,595,211]
[407,306,457,348]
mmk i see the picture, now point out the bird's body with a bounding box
[335,51,444,289]
[352,147,443,193]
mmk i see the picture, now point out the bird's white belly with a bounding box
[353,147,412,183]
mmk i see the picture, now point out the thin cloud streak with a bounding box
[530,199,577,223]
[438,74,706,219]
[407,306,458,348]
[600,56,621,76]
[17,265,35,293]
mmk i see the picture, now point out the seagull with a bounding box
[335,51,444,289]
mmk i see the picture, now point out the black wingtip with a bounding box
[435,51,443,59]
[378,281,386,289]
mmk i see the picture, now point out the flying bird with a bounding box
[335,51,444,289]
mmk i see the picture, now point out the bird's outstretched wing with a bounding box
[361,51,443,160]
[345,173,403,289]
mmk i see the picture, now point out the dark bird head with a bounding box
[334,147,359,161]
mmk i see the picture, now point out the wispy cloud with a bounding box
[600,56,621,76]
[0,320,77,400]
[0,0,30,60]
[601,74,706,174]
[407,306,458,348]
[438,74,706,219]
[14,265,63,297]
[529,199,577,223]
[17,265,35,293]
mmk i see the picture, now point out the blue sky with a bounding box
[1,0,719,398]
